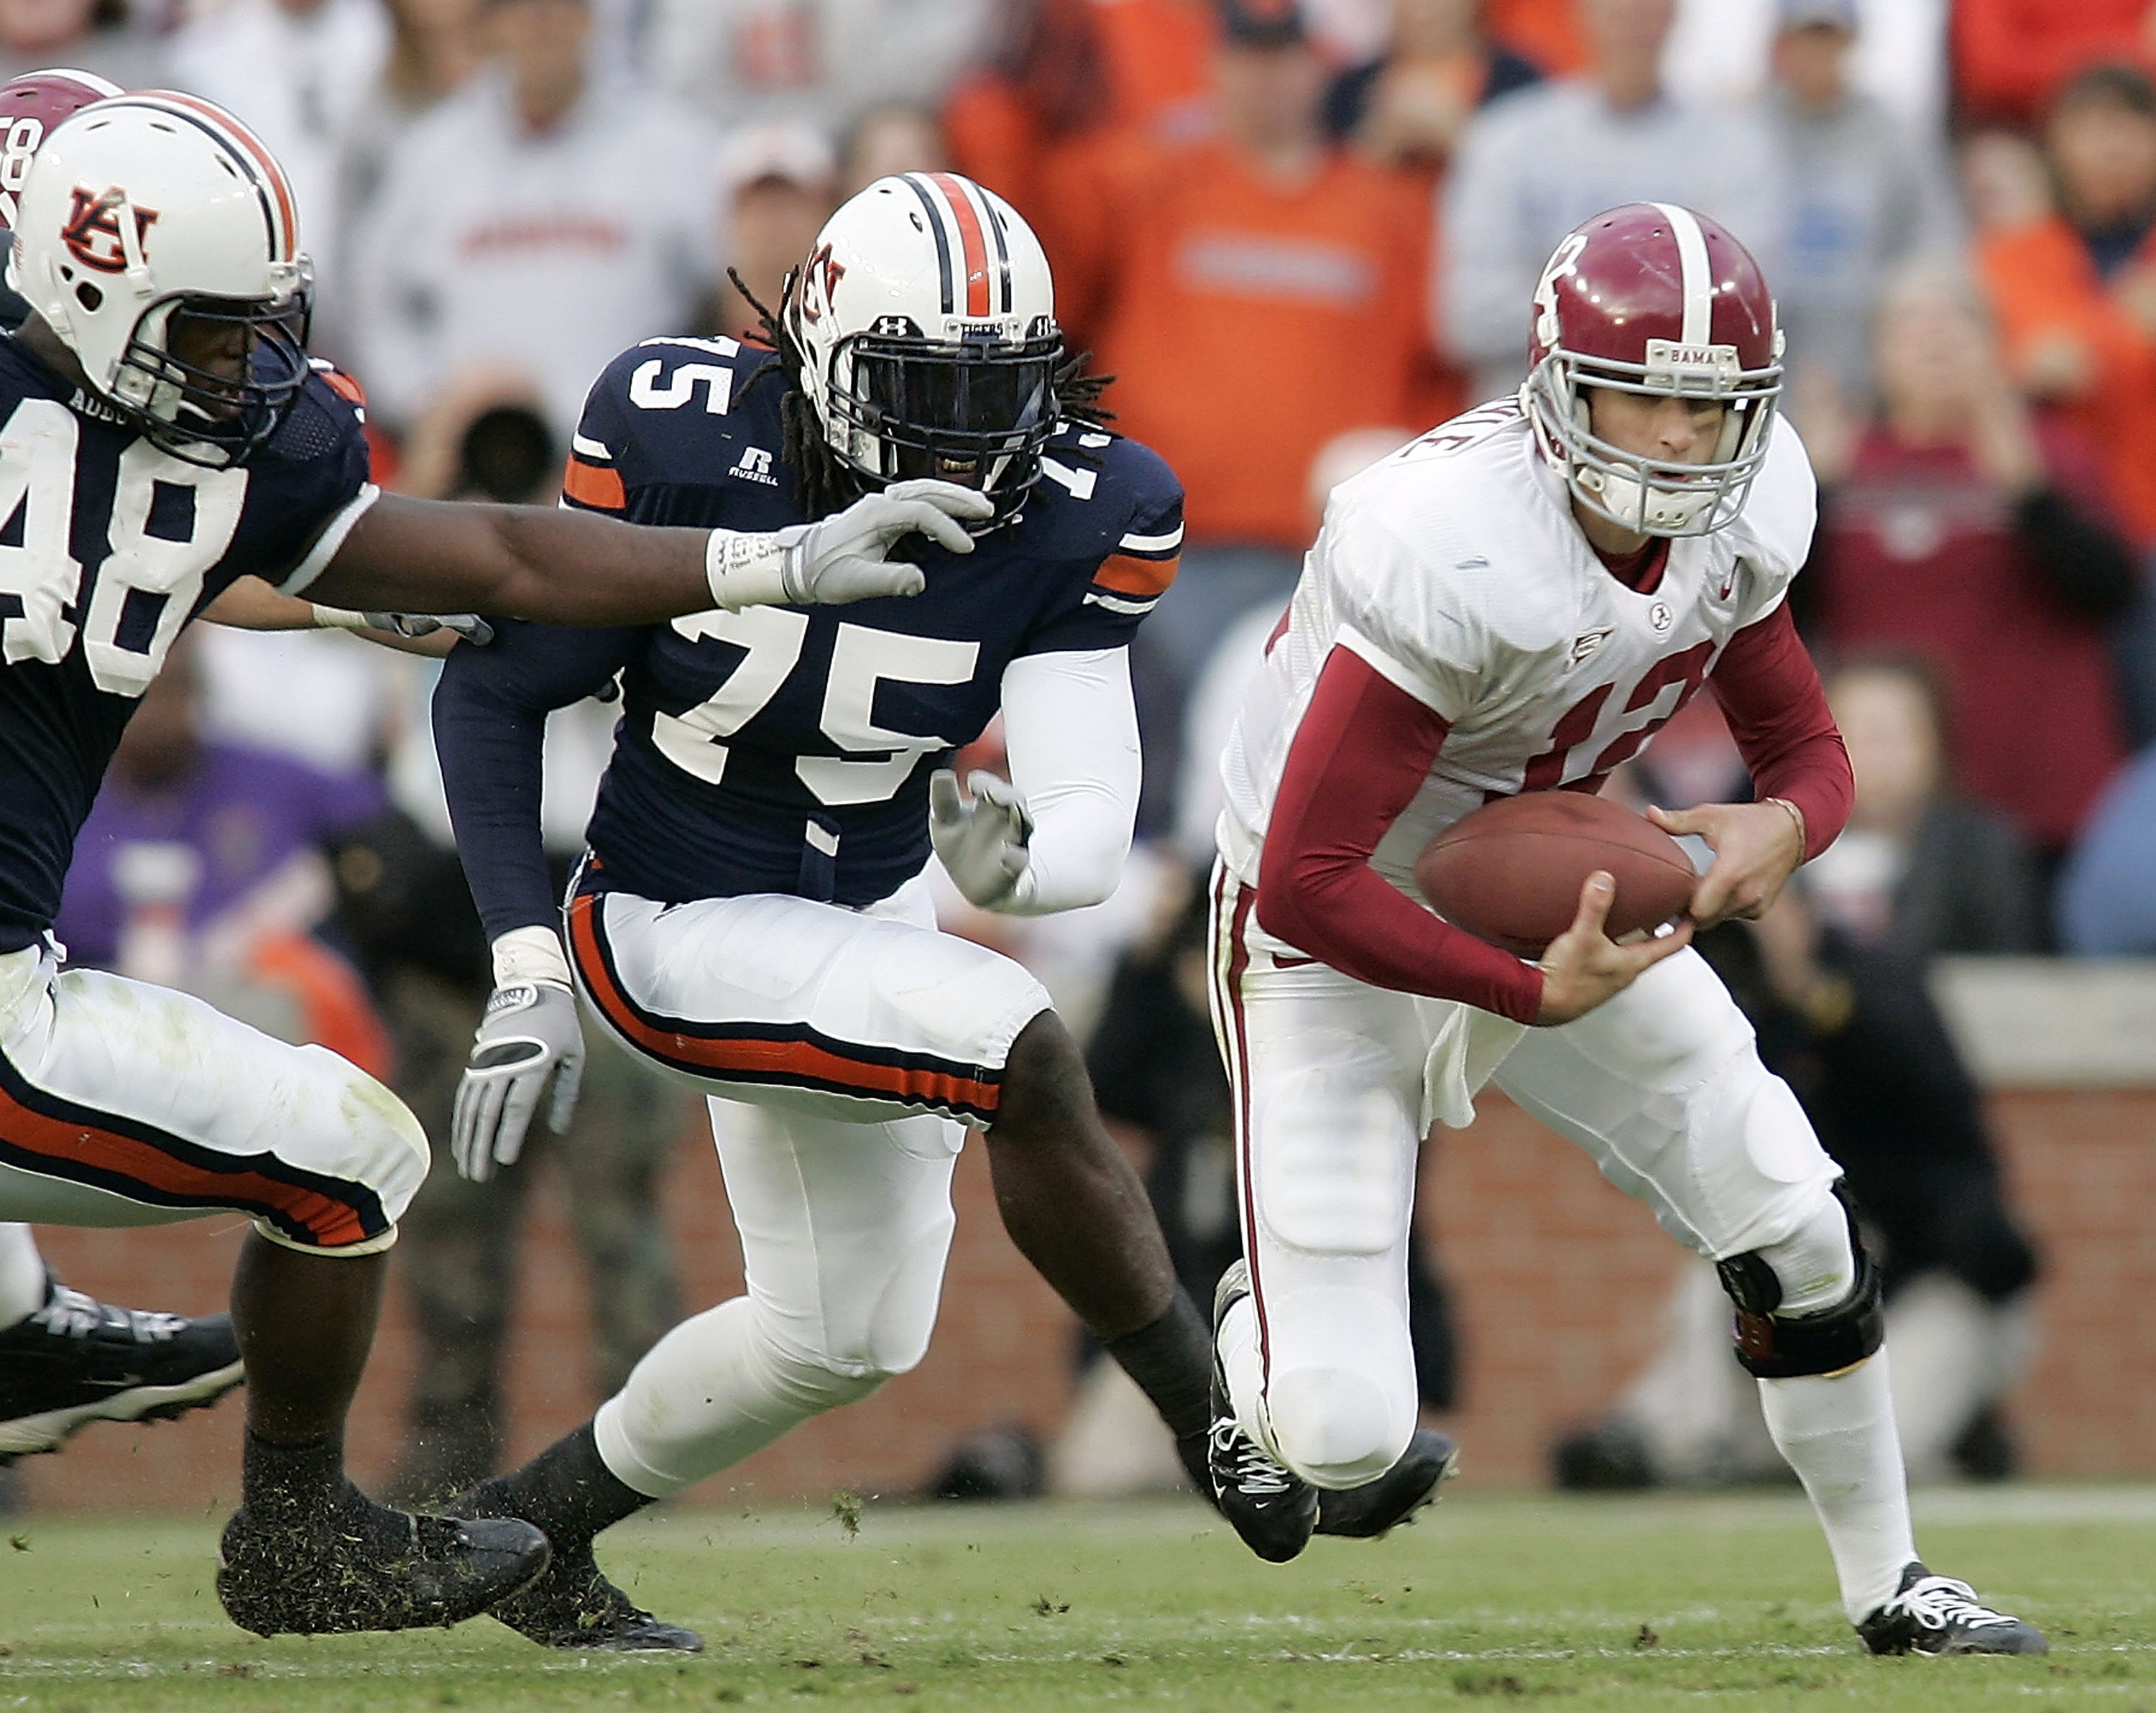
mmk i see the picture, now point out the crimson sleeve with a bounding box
[1255,645,1547,1023]
[1708,602,1853,860]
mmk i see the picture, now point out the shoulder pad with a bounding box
[308,357,367,414]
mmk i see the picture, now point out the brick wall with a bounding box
[16,1089,2155,1510]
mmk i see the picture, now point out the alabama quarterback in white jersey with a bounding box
[1207,203,2045,1657]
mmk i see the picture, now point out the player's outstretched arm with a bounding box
[1534,872,1694,1026]
[300,480,995,624]
[199,573,481,656]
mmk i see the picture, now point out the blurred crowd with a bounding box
[45,0,2156,1495]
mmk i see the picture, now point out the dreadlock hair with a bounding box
[729,266,1116,523]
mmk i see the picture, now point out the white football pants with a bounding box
[569,877,1053,1498]
[0,941,425,1255]
[1208,867,1844,1490]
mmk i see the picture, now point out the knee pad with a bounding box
[1716,1182,1884,1380]
[760,1338,891,1417]
[338,1063,432,1222]
[1264,1365,1410,1490]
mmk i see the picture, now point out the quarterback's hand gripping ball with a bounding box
[929,767,1034,910]
[451,979,586,1181]
[1413,791,1696,957]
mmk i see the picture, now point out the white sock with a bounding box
[0,1225,48,1326]
[1216,1291,1274,1455]
[1758,1350,1916,1622]
[593,1296,884,1499]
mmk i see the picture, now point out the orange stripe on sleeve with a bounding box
[319,367,367,407]
[1092,551,1179,599]
[562,456,626,511]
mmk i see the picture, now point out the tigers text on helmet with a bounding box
[1524,201,1783,537]
[788,172,1059,523]
[9,91,312,468]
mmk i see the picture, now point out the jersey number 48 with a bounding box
[0,398,249,698]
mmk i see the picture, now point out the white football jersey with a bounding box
[1217,398,1817,902]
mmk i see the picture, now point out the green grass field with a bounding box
[2,1486,2152,1712]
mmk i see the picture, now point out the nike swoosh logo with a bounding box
[1273,954,1323,969]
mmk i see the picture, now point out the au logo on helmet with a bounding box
[60,185,155,274]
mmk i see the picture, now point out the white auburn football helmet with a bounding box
[9,91,311,468]
[788,172,1060,520]
[1524,201,1784,537]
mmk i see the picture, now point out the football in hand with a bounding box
[1413,792,1697,959]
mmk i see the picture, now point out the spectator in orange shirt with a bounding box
[1953,0,2156,130]
[944,0,1215,221]
[1978,62,2156,545]
[1324,0,1544,435]
[1046,0,1434,716]
[1486,0,1585,75]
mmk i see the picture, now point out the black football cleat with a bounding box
[450,1477,703,1652]
[0,1279,244,1463]
[476,1539,704,1652]
[1314,1426,1460,1538]
[1856,1561,2048,1656]
[1208,1260,1317,1564]
[218,1490,550,1637]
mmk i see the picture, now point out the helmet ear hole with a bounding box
[73,281,100,312]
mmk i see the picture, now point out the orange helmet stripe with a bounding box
[129,90,298,260]
[929,172,992,318]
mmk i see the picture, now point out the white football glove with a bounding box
[312,605,495,644]
[451,980,585,1182]
[706,479,995,610]
[929,767,1033,910]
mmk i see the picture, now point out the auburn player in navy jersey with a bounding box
[0,67,272,1484]
[0,96,985,1637]
[430,173,1454,1653]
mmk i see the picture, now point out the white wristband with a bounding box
[491,925,573,990]
[310,604,373,631]
[704,526,808,611]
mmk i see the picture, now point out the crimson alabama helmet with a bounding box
[0,68,122,233]
[789,172,1060,522]
[1524,201,1783,537]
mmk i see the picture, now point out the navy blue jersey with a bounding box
[0,336,371,951]
[436,336,1182,936]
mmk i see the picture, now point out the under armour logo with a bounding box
[61,186,156,274]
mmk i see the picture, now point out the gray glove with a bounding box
[708,479,996,609]
[451,981,585,1182]
[362,611,495,644]
[313,605,495,643]
[929,767,1033,909]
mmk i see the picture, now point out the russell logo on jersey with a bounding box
[729,445,780,486]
